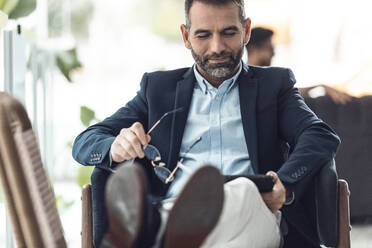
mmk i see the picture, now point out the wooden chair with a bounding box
[0,92,67,247]
[81,179,351,248]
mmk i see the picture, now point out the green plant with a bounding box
[76,166,94,187]
[55,48,82,83]
[80,106,100,127]
[0,10,6,31]
[55,195,74,214]
[0,0,36,19]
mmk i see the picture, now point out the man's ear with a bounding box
[243,18,252,45]
[181,24,192,49]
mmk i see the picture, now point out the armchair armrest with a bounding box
[82,184,93,248]
[337,179,351,248]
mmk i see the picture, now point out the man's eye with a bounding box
[224,32,236,36]
[196,34,209,39]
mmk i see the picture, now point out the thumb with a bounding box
[266,171,278,182]
[146,135,151,143]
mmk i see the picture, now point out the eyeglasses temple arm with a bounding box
[147,119,161,135]
[165,158,184,184]
[147,108,183,135]
[165,136,201,183]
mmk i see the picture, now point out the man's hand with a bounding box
[110,122,151,163]
[261,171,286,213]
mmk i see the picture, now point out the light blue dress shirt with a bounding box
[167,62,254,197]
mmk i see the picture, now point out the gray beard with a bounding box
[191,46,244,79]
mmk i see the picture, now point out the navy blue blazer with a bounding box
[73,63,340,245]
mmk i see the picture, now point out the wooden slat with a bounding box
[337,179,351,248]
[14,129,66,247]
[82,184,94,248]
[0,153,27,248]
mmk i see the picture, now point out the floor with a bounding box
[351,224,372,247]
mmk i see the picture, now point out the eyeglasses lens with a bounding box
[154,167,174,183]
[144,145,161,161]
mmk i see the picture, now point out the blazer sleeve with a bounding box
[72,73,150,170]
[276,69,341,202]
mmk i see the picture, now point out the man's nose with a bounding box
[209,35,226,55]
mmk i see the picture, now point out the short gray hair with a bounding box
[185,0,246,29]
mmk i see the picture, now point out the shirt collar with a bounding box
[193,61,243,94]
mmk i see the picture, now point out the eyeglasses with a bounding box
[143,107,204,184]
[144,137,202,184]
[110,108,183,175]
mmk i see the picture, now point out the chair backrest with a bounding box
[0,92,67,248]
[305,95,372,220]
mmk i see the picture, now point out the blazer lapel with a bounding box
[238,64,259,173]
[167,68,195,170]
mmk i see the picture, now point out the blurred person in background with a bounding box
[246,27,275,67]
[246,27,352,104]
[73,1,341,247]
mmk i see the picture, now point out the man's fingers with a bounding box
[111,143,131,162]
[117,135,137,158]
[112,124,148,162]
[261,194,277,213]
[266,171,278,182]
[266,170,276,177]
[122,129,145,158]
[131,122,148,146]
[262,171,285,213]
[112,149,130,162]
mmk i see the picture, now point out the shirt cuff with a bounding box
[284,191,295,205]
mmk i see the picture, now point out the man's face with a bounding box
[181,2,251,80]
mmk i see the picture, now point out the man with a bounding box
[246,26,352,104]
[73,0,340,247]
[246,27,275,67]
